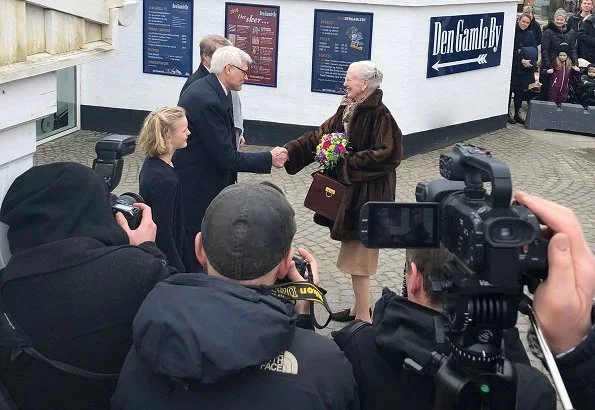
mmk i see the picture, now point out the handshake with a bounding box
[270,146,288,168]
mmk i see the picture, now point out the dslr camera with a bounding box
[92,135,144,230]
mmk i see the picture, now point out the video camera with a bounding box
[92,135,144,229]
[359,144,556,409]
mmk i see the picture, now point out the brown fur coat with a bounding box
[285,89,403,241]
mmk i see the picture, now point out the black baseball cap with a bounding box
[201,182,296,280]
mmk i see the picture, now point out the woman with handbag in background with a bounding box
[509,13,538,124]
[284,60,403,323]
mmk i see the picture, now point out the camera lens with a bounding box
[117,192,144,206]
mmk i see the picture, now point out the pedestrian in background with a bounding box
[509,13,538,124]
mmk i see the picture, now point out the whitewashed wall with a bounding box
[0,72,57,266]
[81,0,517,135]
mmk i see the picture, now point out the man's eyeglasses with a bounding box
[231,64,249,77]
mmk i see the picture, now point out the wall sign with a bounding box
[225,3,280,87]
[311,9,373,95]
[143,0,193,77]
[427,13,504,78]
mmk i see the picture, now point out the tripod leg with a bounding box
[525,303,575,410]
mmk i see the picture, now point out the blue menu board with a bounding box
[311,9,373,94]
[143,0,193,77]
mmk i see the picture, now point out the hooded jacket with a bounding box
[0,162,175,410]
[542,22,579,68]
[333,288,557,410]
[112,273,359,410]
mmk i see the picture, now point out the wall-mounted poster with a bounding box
[143,0,193,77]
[427,13,504,78]
[225,3,280,87]
[312,9,373,95]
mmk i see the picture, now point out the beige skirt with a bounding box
[336,240,379,276]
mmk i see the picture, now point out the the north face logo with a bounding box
[260,351,298,375]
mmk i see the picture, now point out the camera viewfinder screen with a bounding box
[366,203,440,248]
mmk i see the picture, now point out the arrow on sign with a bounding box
[432,54,488,71]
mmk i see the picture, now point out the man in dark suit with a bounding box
[181,34,246,149]
[180,34,231,96]
[173,45,288,271]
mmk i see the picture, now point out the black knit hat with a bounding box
[201,182,296,280]
[557,42,570,56]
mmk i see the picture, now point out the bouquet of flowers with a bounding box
[315,132,349,170]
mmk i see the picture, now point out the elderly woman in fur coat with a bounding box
[284,61,403,323]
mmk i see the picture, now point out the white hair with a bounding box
[210,46,253,74]
[350,60,383,90]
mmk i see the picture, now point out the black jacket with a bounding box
[172,74,272,233]
[140,156,190,272]
[577,14,595,63]
[541,22,579,68]
[333,289,557,410]
[511,26,538,91]
[112,273,359,409]
[528,18,543,46]
[179,63,209,97]
[0,162,175,410]
[555,324,595,410]
[568,12,591,39]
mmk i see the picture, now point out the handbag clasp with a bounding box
[325,187,335,198]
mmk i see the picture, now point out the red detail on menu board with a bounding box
[225,3,280,87]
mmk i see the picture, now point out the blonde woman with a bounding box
[138,106,191,272]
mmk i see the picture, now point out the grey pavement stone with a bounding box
[35,124,594,407]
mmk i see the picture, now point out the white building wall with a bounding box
[81,0,517,135]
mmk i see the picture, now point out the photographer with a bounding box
[515,191,595,410]
[111,182,359,410]
[0,162,176,410]
[333,245,556,409]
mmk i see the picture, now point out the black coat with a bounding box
[333,289,557,410]
[577,15,595,62]
[179,63,209,97]
[541,22,579,69]
[528,18,543,46]
[511,26,538,92]
[140,156,190,272]
[556,324,595,410]
[112,274,359,410]
[0,162,175,410]
[172,74,272,233]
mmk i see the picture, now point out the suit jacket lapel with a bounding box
[205,74,235,142]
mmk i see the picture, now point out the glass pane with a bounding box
[36,67,77,140]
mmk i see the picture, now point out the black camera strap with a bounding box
[264,281,333,329]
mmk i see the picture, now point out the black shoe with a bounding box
[514,115,525,125]
[330,330,340,339]
[507,115,516,124]
[330,308,355,322]
[330,308,372,322]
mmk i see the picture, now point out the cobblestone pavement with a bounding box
[36,124,594,402]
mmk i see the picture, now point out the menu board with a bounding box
[143,0,193,77]
[225,3,280,87]
[311,9,373,94]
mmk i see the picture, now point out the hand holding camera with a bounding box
[286,248,319,315]
[115,203,157,246]
[516,191,595,355]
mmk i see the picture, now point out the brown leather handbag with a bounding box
[304,171,346,221]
